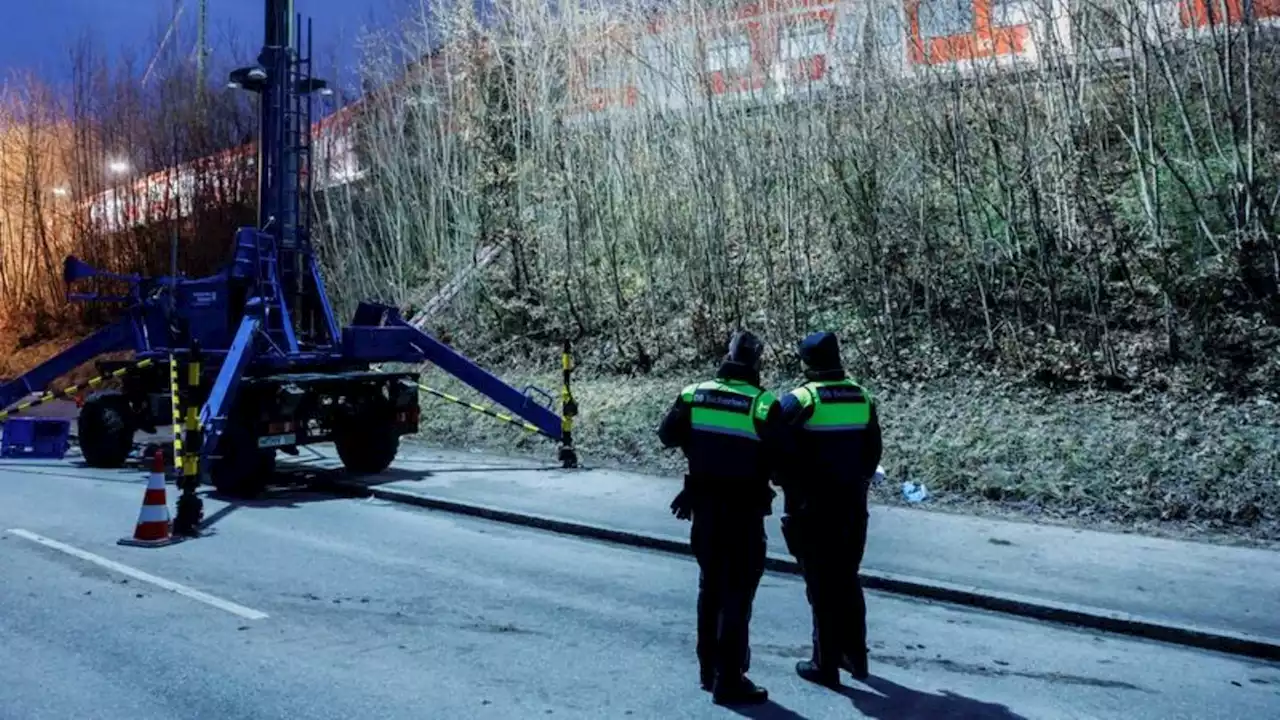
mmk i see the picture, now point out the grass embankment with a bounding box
[413,363,1280,549]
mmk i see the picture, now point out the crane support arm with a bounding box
[199,310,262,457]
[341,302,563,441]
[0,317,137,411]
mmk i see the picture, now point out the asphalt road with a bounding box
[0,460,1277,720]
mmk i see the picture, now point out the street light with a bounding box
[227,65,269,92]
[108,159,131,175]
[51,186,70,197]
[228,64,331,97]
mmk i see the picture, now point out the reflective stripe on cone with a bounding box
[119,450,182,548]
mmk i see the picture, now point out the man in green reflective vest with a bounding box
[658,330,782,706]
[777,330,883,688]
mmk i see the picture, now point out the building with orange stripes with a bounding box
[81,0,1279,233]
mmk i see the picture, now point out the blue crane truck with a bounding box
[0,0,569,534]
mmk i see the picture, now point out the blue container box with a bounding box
[1,417,72,460]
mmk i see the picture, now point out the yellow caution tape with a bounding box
[416,383,545,436]
[0,358,156,423]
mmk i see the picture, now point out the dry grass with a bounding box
[412,360,1280,547]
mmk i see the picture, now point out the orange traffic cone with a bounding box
[118,450,180,547]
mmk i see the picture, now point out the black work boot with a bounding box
[795,660,841,688]
[712,675,768,705]
[840,652,869,680]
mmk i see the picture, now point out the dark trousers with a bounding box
[782,504,869,670]
[690,511,767,681]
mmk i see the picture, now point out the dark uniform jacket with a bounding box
[776,367,882,515]
[657,360,784,516]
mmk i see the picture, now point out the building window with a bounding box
[991,0,1026,26]
[917,0,975,38]
[779,17,829,61]
[868,4,906,58]
[637,28,697,106]
[635,34,669,98]
[704,33,752,73]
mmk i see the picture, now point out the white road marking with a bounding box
[6,528,269,621]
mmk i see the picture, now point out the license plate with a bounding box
[257,434,295,448]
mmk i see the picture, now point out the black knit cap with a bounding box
[797,331,842,373]
[726,330,765,372]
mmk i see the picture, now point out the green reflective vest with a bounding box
[680,379,775,442]
[787,379,872,432]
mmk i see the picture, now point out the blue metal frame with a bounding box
[341,303,564,441]
[308,254,341,346]
[198,312,263,455]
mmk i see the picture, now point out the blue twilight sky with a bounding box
[0,0,410,98]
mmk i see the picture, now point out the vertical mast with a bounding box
[196,0,207,98]
[229,0,331,349]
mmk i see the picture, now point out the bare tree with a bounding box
[0,21,259,343]
[314,0,1277,392]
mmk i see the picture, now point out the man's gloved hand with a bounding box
[670,489,693,521]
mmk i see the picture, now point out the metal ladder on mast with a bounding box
[283,16,316,347]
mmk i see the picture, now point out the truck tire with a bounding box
[209,423,274,499]
[334,394,399,475]
[77,391,135,468]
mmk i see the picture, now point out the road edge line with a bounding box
[6,528,269,621]
[333,481,1280,664]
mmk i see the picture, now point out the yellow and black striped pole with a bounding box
[0,358,156,423]
[168,353,183,470]
[173,344,204,537]
[559,339,579,469]
[183,355,200,479]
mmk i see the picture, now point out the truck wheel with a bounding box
[334,395,399,475]
[77,391,135,468]
[210,424,273,498]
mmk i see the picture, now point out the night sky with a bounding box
[0,0,403,95]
